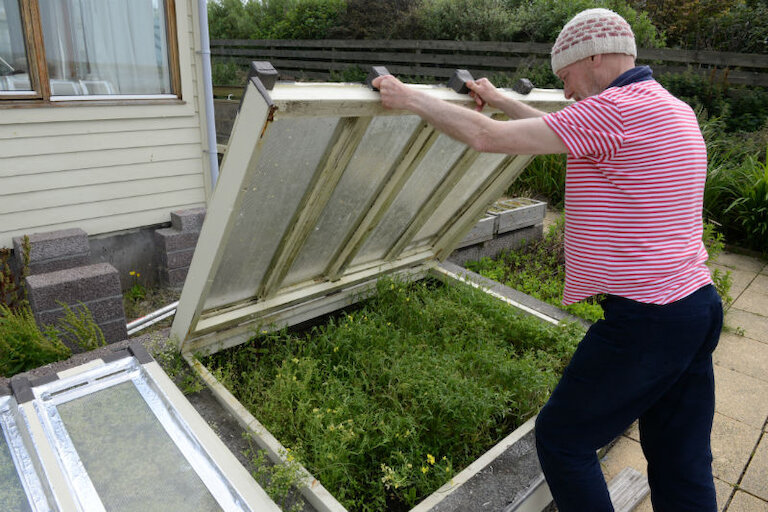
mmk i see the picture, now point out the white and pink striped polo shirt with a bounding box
[542,80,713,305]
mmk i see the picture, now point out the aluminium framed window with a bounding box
[0,0,180,102]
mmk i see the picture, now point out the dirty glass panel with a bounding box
[0,424,32,512]
[56,381,222,512]
[0,0,33,93]
[352,133,467,267]
[283,115,423,287]
[204,116,341,311]
[413,151,509,245]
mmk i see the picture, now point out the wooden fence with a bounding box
[211,39,768,90]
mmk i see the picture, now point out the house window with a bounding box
[0,0,178,101]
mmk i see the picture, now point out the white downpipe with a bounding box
[198,0,220,188]
[126,301,179,335]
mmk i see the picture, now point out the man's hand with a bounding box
[467,78,503,112]
[372,74,413,111]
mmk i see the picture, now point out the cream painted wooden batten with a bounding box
[170,73,569,511]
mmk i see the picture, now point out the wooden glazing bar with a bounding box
[259,116,372,299]
[384,146,480,261]
[325,123,440,281]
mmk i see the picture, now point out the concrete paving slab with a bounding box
[601,436,647,482]
[625,421,640,443]
[750,274,768,295]
[714,365,768,429]
[715,478,735,511]
[714,333,768,384]
[712,413,762,484]
[741,436,768,502]
[728,491,768,511]
[709,263,755,300]
[725,309,768,345]
[733,290,768,317]
[717,252,766,273]
[601,437,732,511]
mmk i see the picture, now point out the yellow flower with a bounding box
[427,454,435,465]
[334,346,339,352]
[129,271,135,276]
[421,466,428,474]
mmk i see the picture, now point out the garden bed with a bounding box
[200,276,581,511]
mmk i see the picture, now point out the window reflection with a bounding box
[0,0,32,92]
[38,0,171,96]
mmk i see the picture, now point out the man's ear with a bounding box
[590,54,603,68]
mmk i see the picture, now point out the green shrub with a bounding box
[204,277,581,511]
[56,302,106,352]
[466,219,734,322]
[270,0,346,39]
[0,305,70,377]
[505,153,567,208]
[723,147,768,253]
[0,236,29,311]
[511,0,664,47]
[212,59,248,86]
[409,0,517,41]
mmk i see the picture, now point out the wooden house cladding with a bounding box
[0,0,210,248]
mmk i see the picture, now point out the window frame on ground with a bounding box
[0,0,181,103]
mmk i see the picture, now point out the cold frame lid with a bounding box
[172,76,568,354]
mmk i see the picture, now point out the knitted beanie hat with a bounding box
[551,8,636,75]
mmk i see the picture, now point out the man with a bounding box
[373,8,722,512]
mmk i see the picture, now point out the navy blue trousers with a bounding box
[535,284,723,511]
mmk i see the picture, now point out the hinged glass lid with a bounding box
[172,79,568,354]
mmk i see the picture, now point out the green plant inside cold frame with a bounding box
[204,276,582,512]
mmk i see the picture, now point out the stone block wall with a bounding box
[155,207,206,289]
[15,229,127,346]
[449,198,546,267]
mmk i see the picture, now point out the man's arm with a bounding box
[372,75,567,156]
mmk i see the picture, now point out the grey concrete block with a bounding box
[489,198,546,235]
[25,263,127,346]
[160,247,196,270]
[155,229,202,253]
[89,226,161,291]
[94,319,129,346]
[36,296,125,328]
[164,267,190,289]
[457,214,496,249]
[13,228,90,275]
[26,264,121,312]
[449,224,542,267]
[170,207,206,233]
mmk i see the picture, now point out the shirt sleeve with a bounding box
[542,95,625,159]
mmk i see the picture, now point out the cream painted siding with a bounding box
[0,0,210,248]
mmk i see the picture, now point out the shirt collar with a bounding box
[608,65,654,89]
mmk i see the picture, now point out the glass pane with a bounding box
[57,381,222,512]
[0,0,33,92]
[205,116,342,311]
[414,151,508,243]
[352,133,466,266]
[283,115,423,287]
[0,427,32,512]
[38,0,171,96]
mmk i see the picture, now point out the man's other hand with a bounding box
[372,75,412,110]
[467,78,502,112]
